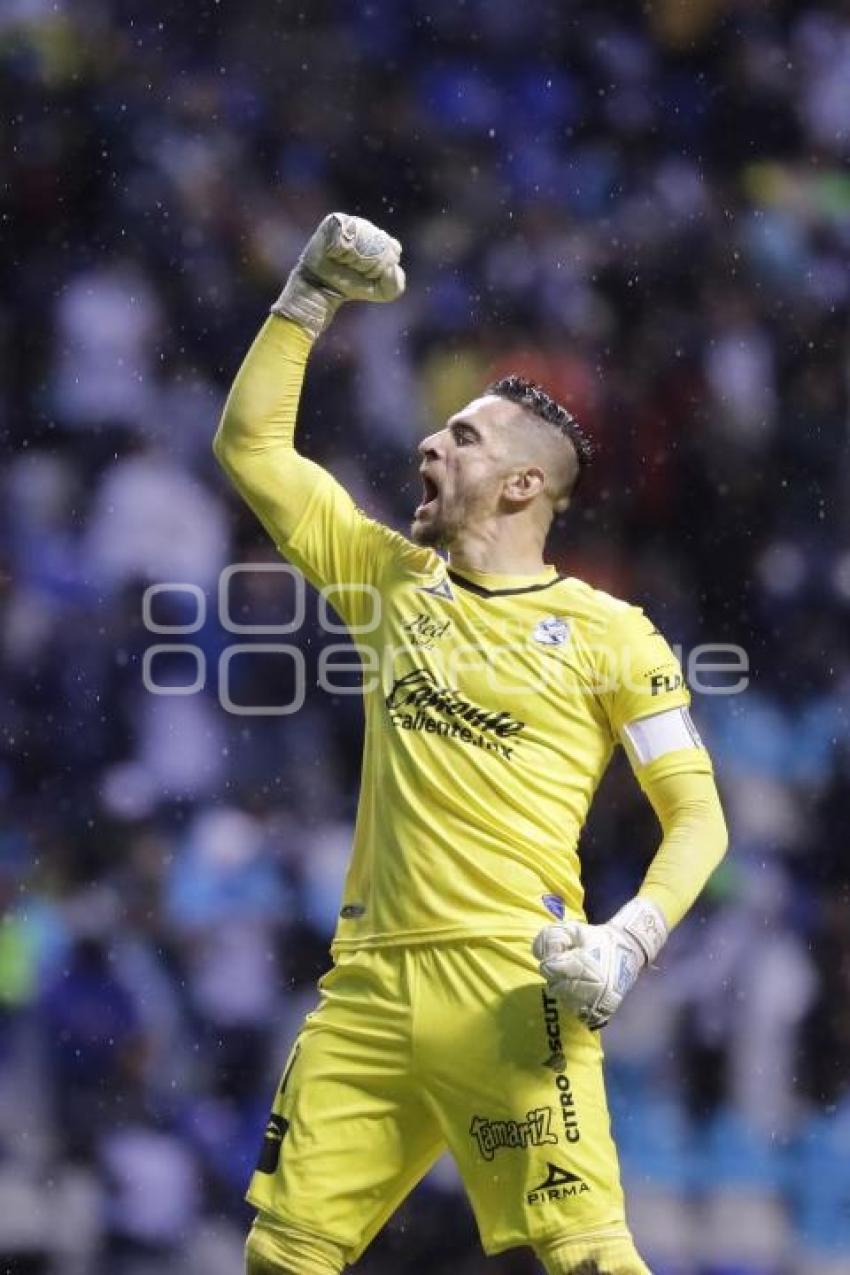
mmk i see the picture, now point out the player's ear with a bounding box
[503,467,545,508]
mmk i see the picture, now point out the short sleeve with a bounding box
[596,604,712,783]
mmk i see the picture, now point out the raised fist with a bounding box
[272,213,405,339]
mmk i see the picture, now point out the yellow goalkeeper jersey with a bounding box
[215,317,719,952]
[280,469,710,952]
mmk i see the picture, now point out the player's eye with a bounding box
[452,423,477,446]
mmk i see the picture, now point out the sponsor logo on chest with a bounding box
[401,611,453,649]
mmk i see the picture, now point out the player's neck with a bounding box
[447,521,548,577]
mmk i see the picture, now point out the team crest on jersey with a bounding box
[532,617,570,647]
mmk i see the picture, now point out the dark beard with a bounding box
[410,517,447,547]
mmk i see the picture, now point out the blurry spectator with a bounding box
[42,935,146,1159]
[165,807,288,1101]
[50,264,162,435]
[100,1122,201,1275]
[83,444,229,592]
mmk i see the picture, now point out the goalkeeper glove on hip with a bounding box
[272,212,405,341]
[533,897,668,1030]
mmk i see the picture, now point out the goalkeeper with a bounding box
[214,214,728,1275]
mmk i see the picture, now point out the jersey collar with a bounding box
[447,564,561,598]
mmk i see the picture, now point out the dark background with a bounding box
[2,1,850,1271]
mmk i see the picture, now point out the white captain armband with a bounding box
[622,706,703,766]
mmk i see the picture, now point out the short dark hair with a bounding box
[486,374,594,494]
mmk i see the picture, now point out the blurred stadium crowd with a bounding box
[2,0,850,1271]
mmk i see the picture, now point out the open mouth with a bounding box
[415,473,440,518]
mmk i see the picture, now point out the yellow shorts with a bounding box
[247,939,635,1261]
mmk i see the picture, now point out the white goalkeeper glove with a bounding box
[272,212,405,341]
[533,898,668,1031]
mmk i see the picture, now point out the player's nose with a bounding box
[418,430,445,462]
